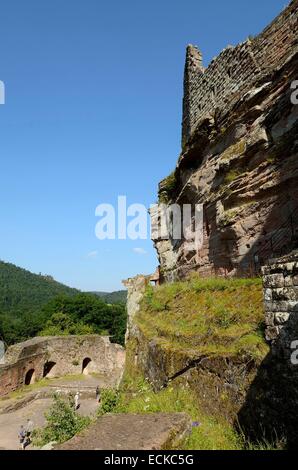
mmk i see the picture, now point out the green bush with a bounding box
[38,293,127,345]
[33,394,91,445]
[97,389,120,415]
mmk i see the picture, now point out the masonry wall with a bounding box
[0,335,125,397]
[262,251,298,344]
[182,0,298,145]
[237,251,298,447]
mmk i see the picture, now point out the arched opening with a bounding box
[82,357,92,375]
[43,361,56,378]
[24,369,35,386]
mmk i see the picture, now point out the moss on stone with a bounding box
[220,140,246,163]
[136,276,268,360]
[158,171,179,204]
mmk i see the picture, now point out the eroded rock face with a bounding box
[123,275,149,341]
[153,1,298,282]
[123,277,263,427]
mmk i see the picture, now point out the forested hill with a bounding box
[0,260,78,316]
[90,290,127,304]
[0,261,127,347]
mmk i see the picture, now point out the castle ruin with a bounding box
[0,335,125,397]
[153,0,298,282]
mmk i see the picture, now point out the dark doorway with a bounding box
[82,357,92,375]
[43,361,56,378]
[24,369,35,385]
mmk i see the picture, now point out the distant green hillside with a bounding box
[90,290,127,304]
[0,260,78,316]
[0,261,127,346]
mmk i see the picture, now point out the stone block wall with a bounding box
[238,251,298,446]
[0,335,125,397]
[182,0,298,145]
[262,251,298,343]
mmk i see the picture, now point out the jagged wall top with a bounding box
[182,0,298,146]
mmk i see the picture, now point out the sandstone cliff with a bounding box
[153,0,298,282]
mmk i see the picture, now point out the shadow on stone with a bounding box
[237,309,298,448]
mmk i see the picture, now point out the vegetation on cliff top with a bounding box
[137,276,268,359]
[104,276,273,450]
[158,171,179,204]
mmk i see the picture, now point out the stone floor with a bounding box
[0,397,99,450]
[0,374,105,450]
[0,375,192,451]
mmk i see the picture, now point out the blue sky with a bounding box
[0,0,286,291]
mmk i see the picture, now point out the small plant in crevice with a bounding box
[158,171,179,204]
[224,168,243,184]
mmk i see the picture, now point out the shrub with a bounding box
[98,389,120,415]
[33,394,91,445]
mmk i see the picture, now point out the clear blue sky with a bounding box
[0,0,287,291]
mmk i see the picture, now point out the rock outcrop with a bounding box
[57,413,192,450]
[153,0,298,282]
[123,275,267,428]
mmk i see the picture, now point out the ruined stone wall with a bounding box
[263,251,298,344]
[182,0,298,145]
[0,335,125,397]
[238,251,298,446]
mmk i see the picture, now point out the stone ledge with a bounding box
[56,413,192,450]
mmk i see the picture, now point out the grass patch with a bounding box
[138,276,268,359]
[113,377,241,450]
[111,375,279,450]
[116,277,277,450]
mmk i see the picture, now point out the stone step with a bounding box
[57,413,192,450]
